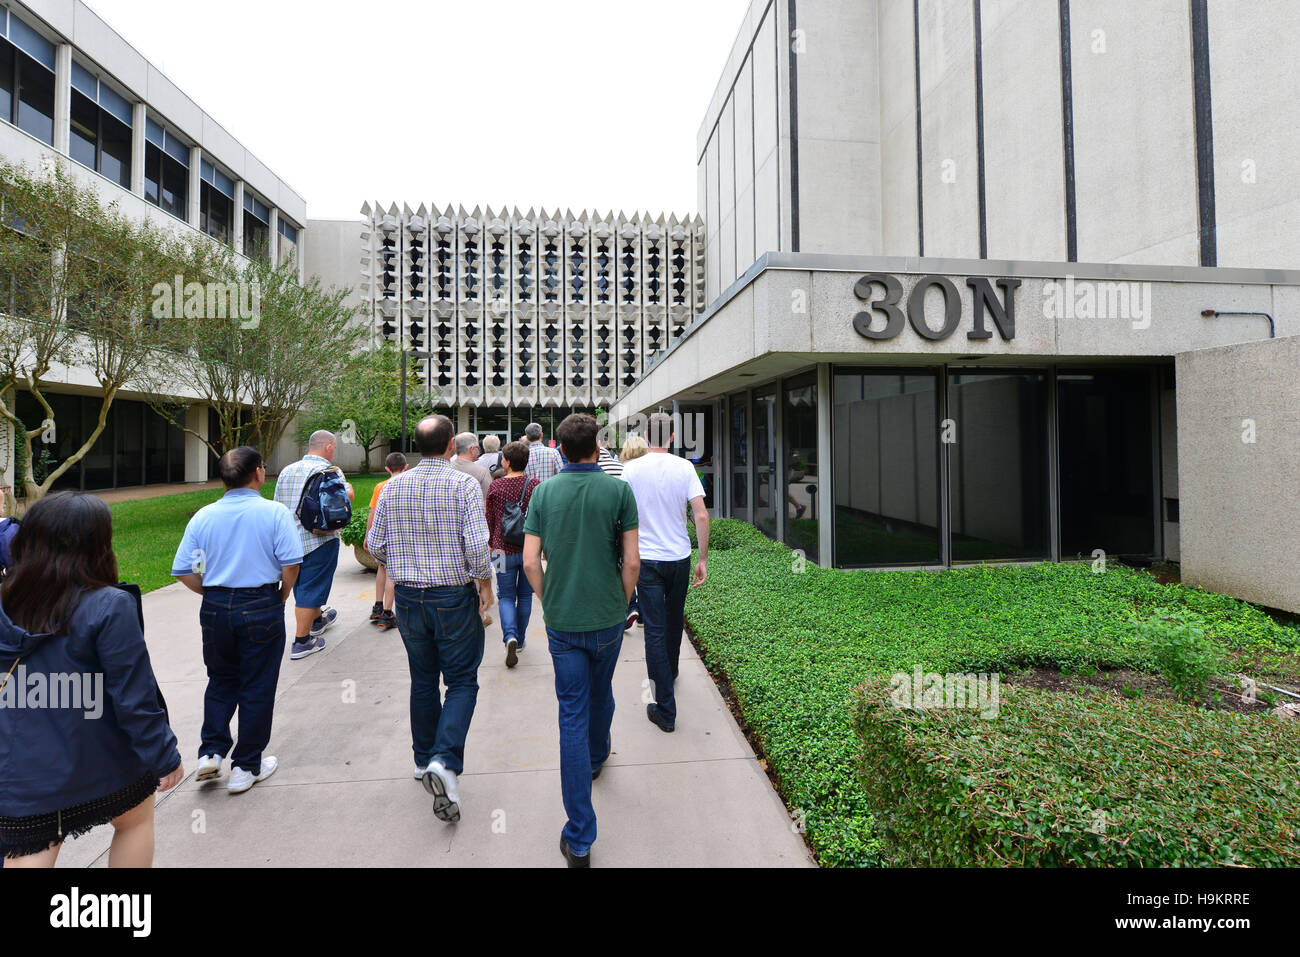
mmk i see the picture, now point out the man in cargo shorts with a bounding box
[274,430,355,660]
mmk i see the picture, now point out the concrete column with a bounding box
[130,101,146,196]
[183,404,209,483]
[268,207,280,266]
[187,146,202,230]
[232,180,245,256]
[456,406,470,432]
[52,44,71,155]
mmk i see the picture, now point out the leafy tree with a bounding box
[298,342,448,465]
[0,159,180,500]
[154,244,364,461]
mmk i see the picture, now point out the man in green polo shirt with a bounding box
[523,412,639,868]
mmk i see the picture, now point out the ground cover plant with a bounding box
[683,520,1300,867]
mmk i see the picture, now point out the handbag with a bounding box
[500,477,532,548]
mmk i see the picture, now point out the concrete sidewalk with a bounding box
[57,549,813,868]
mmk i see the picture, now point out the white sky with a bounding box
[83,0,752,221]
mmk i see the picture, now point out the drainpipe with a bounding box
[1200,309,1275,338]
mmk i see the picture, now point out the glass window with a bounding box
[948,371,1050,562]
[69,89,98,169]
[201,181,233,245]
[116,400,143,487]
[17,390,83,491]
[783,373,819,564]
[15,48,54,145]
[83,398,115,490]
[243,195,271,262]
[1057,368,1157,558]
[167,409,186,483]
[728,394,749,522]
[8,16,54,70]
[833,371,941,567]
[753,388,777,541]
[68,88,132,189]
[146,407,170,485]
[0,41,12,124]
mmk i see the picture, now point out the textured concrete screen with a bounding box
[1177,335,1300,613]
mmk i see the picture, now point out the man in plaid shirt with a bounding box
[523,422,564,483]
[366,414,493,825]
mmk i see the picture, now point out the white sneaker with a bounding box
[422,760,461,823]
[413,763,427,781]
[227,755,278,794]
[196,754,222,781]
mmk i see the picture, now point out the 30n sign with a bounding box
[852,274,1021,342]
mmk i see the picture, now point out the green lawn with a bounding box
[684,519,1300,867]
[111,474,388,593]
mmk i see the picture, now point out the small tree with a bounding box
[156,246,364,462]
[0,159,178,500]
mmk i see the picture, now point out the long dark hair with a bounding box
[1,492,119,634]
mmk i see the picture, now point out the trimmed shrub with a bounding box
[853,676,1300,866]
[684,520,1300,867]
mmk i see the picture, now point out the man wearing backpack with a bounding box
[274,430,355,660]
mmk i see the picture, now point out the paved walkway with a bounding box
[57,547,813,868]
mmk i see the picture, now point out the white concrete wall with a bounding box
[1177,335,1300,613]
[699,0,1300,273]
[1206,0,1300,269]
[698,0,785,306]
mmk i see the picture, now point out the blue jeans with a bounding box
[638,558,691,726]
[495,552,534,644]
[548,622,624,856]
[394,583,485,775]
[198,584,286,773]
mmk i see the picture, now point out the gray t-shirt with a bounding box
[452,458,492,502]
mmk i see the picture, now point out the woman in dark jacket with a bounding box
[0,492,183,867]
[485,441,540,669]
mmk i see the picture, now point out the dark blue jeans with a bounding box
[394,583,485,775]
[495,552,534,644]
[548,622,624,856]
[638,557,691,726]
[199,584,286,773]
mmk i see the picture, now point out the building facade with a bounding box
[609,0,1300,613]
[0,0,307,492]
[322,204,706,440]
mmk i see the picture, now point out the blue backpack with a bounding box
[0,518,18,573]
[296,467,352,534]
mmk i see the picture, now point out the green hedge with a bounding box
[683,519,1300,867]
[853,677,1300,866]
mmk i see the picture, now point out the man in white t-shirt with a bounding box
[621,412,710,733]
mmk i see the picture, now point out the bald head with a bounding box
[415,415,455,458]
[308,430,337,460]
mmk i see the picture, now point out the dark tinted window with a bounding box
[15,50,54,144]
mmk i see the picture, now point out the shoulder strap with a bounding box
[0,655,20,696]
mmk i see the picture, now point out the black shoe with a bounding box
[560,837,590,868]
[592,764,603,780]
[369,601,384,622]
[376,610,397,630]
[646,703,674,733]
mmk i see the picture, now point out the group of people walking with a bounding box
[0,412,708,869]
[368,411,709,866]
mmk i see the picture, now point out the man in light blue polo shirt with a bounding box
[172,446,304,795]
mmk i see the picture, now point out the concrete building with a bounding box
[607,0,1300,612]
[308,204,706,441]
[0,0,307,491]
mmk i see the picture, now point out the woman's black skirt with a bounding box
[0,772,158,859]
